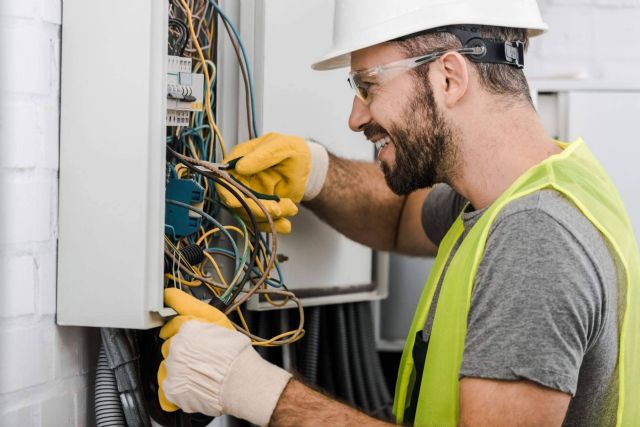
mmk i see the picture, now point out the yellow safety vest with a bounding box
[393,139,640,426]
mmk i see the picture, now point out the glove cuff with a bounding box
[221,344,292,426]
[303,139,329,201]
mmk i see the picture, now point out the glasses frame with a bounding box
[347,46,485,103]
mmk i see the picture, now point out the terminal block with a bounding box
[165,176,205,238]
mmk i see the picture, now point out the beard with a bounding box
[365,76,459,195]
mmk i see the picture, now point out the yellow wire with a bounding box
[264,292,290,308]
[236,308,251,334]
[202,250,229,287]
[253,329,305,347]
[179,0,227,158]
[165,273,201,287]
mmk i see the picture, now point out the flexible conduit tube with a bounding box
[319,308,336,395]
[355,302,383,412]
[358,302,393,412]
[335,305,355,405]
[346,303,371,412]
[302,306,321,384]
[95,345,126,427]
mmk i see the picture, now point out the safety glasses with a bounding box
[347,46,485,103]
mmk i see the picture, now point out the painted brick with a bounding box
[0,97,40,169]
[0,403,38,427]
[41,0,62,25]
[74,381,94,427]
[40,392,75,427]
[0,254,36,317]
[0,173,54,244]
[54,326,99,380]
[37,98,61,172]
[0,95,59,170]
[0,21,53,95]
[0,323,53,394]
[0,0,39,20]
[36,250,57,315]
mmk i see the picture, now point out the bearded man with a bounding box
[156,1,640,426]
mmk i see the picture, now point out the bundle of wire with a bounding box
[165,0,303,347]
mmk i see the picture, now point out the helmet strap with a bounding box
[439,26,525,69]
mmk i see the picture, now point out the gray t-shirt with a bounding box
[419,184,618,426]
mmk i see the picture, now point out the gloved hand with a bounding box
[158,288,292,426]
[216,132,329,234]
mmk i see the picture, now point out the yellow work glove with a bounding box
[157,288,292,425]
[157,288,234,412]
[215,132,329,234]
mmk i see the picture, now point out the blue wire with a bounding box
[209,0,258,136]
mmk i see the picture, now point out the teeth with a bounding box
[375,136,390,150]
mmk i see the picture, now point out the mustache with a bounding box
[363,123,389,141]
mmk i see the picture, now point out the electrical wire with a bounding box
[164,0,303,349]
[208,0,258,138]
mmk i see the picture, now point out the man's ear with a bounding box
[438,51,470,108]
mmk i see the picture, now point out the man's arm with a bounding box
[460,378,570,426]
[304,153,438,256]
[271,379,392,427]
[270,378,570,427]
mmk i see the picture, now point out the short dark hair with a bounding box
[392,25,533,105]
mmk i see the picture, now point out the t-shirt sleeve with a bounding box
[459,209,605,395]
[421,184,468,246]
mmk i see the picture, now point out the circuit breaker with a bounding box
[166,56,204,126]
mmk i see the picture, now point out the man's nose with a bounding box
[348,96,372,132]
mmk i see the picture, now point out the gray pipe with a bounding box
[95,344,126,427]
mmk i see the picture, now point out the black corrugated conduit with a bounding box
[357,302,393,416]
[334,304,356,405]
[346,303,370,412]
[302,306,321,383]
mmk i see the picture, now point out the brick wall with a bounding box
[0,1,99,426]
[1,0,640,426]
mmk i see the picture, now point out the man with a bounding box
[157,1,640,426]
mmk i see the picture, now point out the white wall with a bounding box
[0,1,99,426]
[1,0,640,425]
[529,0,640,81]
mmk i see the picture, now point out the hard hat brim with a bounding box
[311,27,547,71]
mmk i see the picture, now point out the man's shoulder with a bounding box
[488,189,613,271]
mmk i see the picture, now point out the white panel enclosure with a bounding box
[57,0,169,328]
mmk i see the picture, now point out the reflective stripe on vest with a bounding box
[393,140,640,426]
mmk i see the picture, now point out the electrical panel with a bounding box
[58,0,168,328]
[57,0,388,329]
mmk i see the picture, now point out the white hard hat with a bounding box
[312,0,548,70]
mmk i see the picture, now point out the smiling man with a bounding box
[156,1,640,426]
